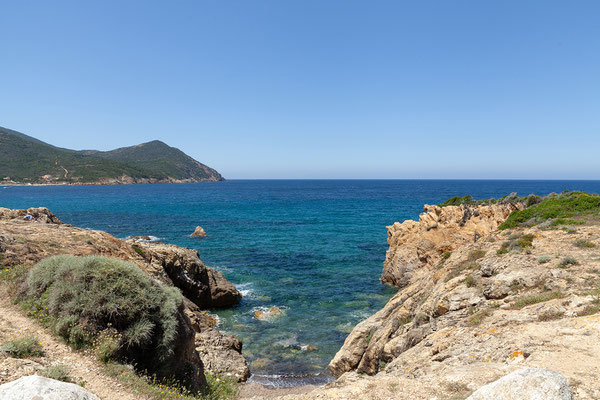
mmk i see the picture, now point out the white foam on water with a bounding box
[236,282,255,298]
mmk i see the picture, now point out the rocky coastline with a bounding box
[0,207,249,384]
[2,192,600,399]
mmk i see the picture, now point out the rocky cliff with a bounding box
[293,199,600,400]
[381,202,524,287]
[0,207,249,382]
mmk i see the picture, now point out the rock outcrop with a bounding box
[191,226,207,237]
[0,375,100,400]
[318,202,600,400]
[195,328,250,382]
[382,203,523,287]
[0,207,241,309]
[0,207,248,384]
[467,368,573,400]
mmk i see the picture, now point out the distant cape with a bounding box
[0,126,224,185]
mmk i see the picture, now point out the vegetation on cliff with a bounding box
[0,126,224,184]
[17,255,200,388]
[499,191,600,229]
[438,192,540,207]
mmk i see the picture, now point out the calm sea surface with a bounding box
[2,180,600,386]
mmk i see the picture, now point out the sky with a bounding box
[1,1,599,179]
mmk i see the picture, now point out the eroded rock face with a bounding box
[195,328,250,382]
[328,205,600,395]
[382,203,523,288]
[0,375,100,400]
[134,242,241,308]
[467,368,573,400]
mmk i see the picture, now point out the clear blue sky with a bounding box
[1,1,599,179]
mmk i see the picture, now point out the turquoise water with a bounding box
[2,180,600,386]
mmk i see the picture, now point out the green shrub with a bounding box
[558,256,579,268]
[0,265,29,297]
[518,234,535,248]
[496,248,509,255]
[464,276,476,288]
[132,244,146,258]
[0,336,44,358]
[574,239,596,248]
[467,250,486,261]
[538,310,564,321]
[500,192,600,229]
[578,304,600,317]
[466,309,491,326]
[23,255,184,380]
[512,291,564,309]
[441,251,451,260]
[39,364,73,383]
[103,363,238,400]
[537,255,552,264]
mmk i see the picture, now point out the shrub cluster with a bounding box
[0,335,44,358]
[22,255,184,378]
[499,191,600,229]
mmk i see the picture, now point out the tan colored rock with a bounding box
[323,205,600,400]
[191,225,207,237]
[0,207,245,392]
[0,208,241,309]
[382,203,523,287]
[254,307,285,321]
[195,328,250,382]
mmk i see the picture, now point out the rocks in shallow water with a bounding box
[467,368,573,400]
[0,375,100,400]
[190,226,207,237]
[254,306,284,321]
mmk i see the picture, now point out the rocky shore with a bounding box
[0,207,250,383]
[274,194,600,399]
[2,192,600,399]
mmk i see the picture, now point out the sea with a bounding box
[2,180,600,386]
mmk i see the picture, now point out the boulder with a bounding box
[0,375,100,400]
[467,368,573,400]
[191,226,207,237]
[195,328,250,382]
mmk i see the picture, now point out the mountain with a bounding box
[0,126,224,184]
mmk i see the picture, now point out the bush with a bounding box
[518,234,535,248]
[39,364,73,383]
[538,310,564,321]
[464,276,476,288]
[574,239,596,248]
[103,363,238,400]
[500,192,600,229]
[537,256,552,264]
[467,250,486,261]
[558,256,579,268]
[0,336,44,358]
[441,251,451,260]
[466,309,491,326]
[512,291,564,309]
[23,255,184,380]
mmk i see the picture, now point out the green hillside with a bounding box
[0,126,224,184]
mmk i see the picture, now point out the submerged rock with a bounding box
[254,306,284,321]
[467,368,573,400]
[0,375,100,400]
